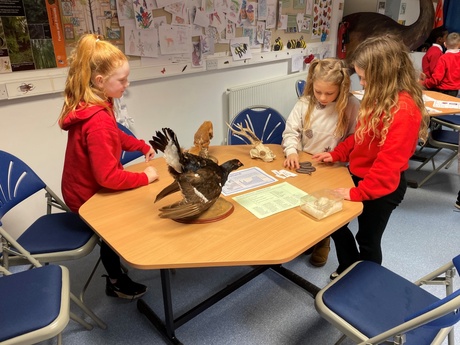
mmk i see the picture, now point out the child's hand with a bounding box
[418,72,426,82]
[144,166,159,183]
[312,152,333,163]
[283,153,300,170]
[334,188,351,200]
[145,147,155,162]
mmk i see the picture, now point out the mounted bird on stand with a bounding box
[340,0,435,63]
[149,128,243,222]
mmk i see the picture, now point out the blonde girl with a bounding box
[282,58,360,267]
[313,35,429,279]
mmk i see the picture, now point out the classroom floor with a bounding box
[37,149,460,345]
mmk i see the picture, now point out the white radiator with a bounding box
[227,73,307,122]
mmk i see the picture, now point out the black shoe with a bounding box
[103,274,147,300]
[455,200,460,210]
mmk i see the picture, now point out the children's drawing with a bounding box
[256,21,265,44]
[227,0,242,24]
[246,2,257,26]
[116,0,135,26]
[258,0,268,20]
[311,0,332,39]
[192,41,202,67]
[262,29,271,51]
[133,0,154,29]
[230,37,251,60]
[265,0,277,29]
[124,24,158,57]
[159,25,192,54]
[242,27,258,48]
[226,21,236,39]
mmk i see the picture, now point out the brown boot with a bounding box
[309,237,330,267]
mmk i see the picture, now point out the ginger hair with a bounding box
[58,34,127,127]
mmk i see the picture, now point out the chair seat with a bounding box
[0,265,65,342]
[430,129,459,147]
[17,212,95,254]
[321,261,442,344]
[433,115,460,126]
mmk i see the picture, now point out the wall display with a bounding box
[0,0,66,72]
[0,0,332,76]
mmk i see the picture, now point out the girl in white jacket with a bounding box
[282,58,360,267]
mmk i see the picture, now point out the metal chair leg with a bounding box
[70,292,107,329]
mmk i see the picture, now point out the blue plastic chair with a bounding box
[227,106,286,145]
[296,79,306,97]
[412,115,460,188]
[0,150,106,329]
[0,264,70,344]
[117,122,144,165]
[315,255,460,345]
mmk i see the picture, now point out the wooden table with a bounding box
[424,90,460,115]
[408,91,460,188]
[80,144,362,344]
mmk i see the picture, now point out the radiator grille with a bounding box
[227,73,307,122]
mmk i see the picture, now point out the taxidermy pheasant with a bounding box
[149,128,243,219]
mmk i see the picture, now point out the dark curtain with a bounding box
[443,0,460,33]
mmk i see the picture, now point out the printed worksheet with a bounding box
[221,166,277,196]
[232,182,308,219]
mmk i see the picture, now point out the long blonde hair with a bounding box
[351,35,429,146]
[302,58,352,138]
[58,34,127,127]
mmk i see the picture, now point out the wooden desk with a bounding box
[409,91,460,188]
[424,90,460,116]
[80,144,362,344]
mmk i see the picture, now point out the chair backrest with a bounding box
[117,122,144,165]
[227,106,286,145]
[296,79,306,97]
[0,150,46,218]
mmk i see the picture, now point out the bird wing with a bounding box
[155,180,181,203]
[158,200,216,219]
[158,168,222,219]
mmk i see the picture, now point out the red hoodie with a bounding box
[60,102,151,212]
[329,92,422,201]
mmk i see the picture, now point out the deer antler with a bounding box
[226,121,276,162]
[226,121,262,144]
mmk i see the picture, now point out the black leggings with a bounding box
[100,241,123,279]
[331,172,407,274]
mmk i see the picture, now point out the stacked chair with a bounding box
[0,149,107,342]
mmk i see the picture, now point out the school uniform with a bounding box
[424,49,460,95]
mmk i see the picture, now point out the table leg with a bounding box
[137,266,269,344]
[137,269,182,345]
[271,265,321,298]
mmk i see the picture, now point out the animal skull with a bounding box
[227,121,276,162]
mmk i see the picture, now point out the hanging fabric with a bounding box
[434,0,443,28]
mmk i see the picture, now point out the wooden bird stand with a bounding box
[173,197,234,224]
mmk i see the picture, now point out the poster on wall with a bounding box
[311,0,332,40]
[59,0,123,47]
[0,0,66,72]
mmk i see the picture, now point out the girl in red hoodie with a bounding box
[313,35,429,279]
[59,34,159,299]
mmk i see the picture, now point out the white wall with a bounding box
[344,0,422,25]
